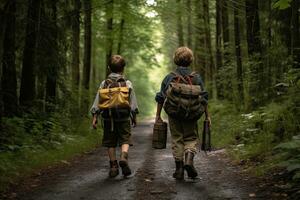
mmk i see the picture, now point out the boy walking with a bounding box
[155,47,211,180]
[91,55,138,178]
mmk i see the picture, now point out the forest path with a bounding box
[15,121,267,200]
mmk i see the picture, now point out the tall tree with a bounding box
[72,0,80,88]
[234,0,244,104]
[216,0,223,99]
[245,0,263,107]
[186,0,192,48]
[203,0,215,95]
[105,0,114,76]
[117,1,127,55]
[45,0,58,105]
[1,0,18,116]
[83,0,92,90]
[194,0,206,79]
[291,0,300,68]
[222,0,230,66]
[176,0,184,46]
[20,0,41,107]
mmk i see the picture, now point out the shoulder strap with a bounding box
[171,71,189,84]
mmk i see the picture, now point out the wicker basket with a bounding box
[152,121,168,149]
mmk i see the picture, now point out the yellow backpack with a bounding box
[98,78,130,110]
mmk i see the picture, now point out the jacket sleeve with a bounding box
[126,80,139,114]
[90,81,105,115]
[155,75,170,104]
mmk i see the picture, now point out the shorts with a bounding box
[102,120,132,147]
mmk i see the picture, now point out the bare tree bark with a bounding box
[176,0,184,47]
[72,0,80,88]
[222,0,230,66]
[234,1,244,105]
[203,0,215,96]
[83,0,92,90]
[105,0,114,76]
[194,0,206,79]
[291,0,300,68]
[245,0,263,107]
[20,0,41,107]
[186,0,192,48]
[45,0,58,106]
[216,0,223,99]
[1,0,18,116]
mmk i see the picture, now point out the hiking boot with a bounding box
[109,160,119,178]
[173,161,184,180]
[184,152,198,178]
[119,152,132,176]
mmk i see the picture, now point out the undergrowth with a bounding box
[0,114,102,192]
[208,96,300,185]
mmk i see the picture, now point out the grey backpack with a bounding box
[163,72,206,120]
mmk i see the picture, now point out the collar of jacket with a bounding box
[107,72,124,80]
[175,66,191,74]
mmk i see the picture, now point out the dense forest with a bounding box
[0,0,299,197]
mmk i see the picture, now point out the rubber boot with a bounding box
[119,152,132,176]
[184,152,198,178]
[109,160,119,178]
[173,161,184,180]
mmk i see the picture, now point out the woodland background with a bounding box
[0,0,299,196]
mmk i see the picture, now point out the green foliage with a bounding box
[272,0,292,10]
[209,95,299,172]
[0,117,102,192]
[275,135,300,181]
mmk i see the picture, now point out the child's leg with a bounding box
[121,144,129,153]
[107,147,117,161]
[107,147,119,178]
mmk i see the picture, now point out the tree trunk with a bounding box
[1,0,18,116]
[216,0,223,99]
[245,0,263,107]
[105,0,114,76]
[72,0,80,88]
[194,0,206,79]
[291,0,300,68]
[203,0,215,96]
[117,18,125,55]
[186,0,192,48]
[20,0,41,107]
[83,0,92,90]
[234,1,244,105]
[45,0,58,105]
[222,0,230,66]
[176,0,184,47]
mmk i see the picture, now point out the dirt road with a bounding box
[12,121,270,200]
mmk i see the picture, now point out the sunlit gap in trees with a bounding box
[140,0,168,116]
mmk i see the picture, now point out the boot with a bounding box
[173,161,184,180]
[184,152,198,178]
[119,152,132,176]
[109,160,119,178]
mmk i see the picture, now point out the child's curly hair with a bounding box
[109,55,126,73]
[173,47,194,67]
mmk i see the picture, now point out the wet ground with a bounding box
[7,121,274,200]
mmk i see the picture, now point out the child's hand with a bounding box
[92,117,98,129]
[131,117,137,127]
[205,116,211,127]
[155,115,163,123]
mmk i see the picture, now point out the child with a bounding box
[155,47,211,180]
[91,55,138,178]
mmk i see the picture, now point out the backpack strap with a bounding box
[171,72,189,84]
[171,71,193,85]
[104,77,127,88]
